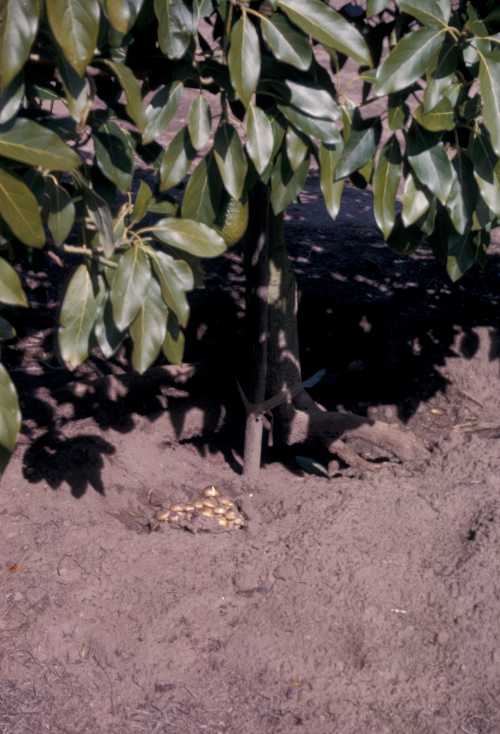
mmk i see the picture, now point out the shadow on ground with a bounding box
[5,176,500,495]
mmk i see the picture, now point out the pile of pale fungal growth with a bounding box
[154,486,245,531]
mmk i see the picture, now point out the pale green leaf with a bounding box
[375,28,445,95]
[319,143,344,220]
[278,0,371,67]
[160,126,195,191]
[0,256,28,306]
[163,312,185,364]
[478,49,500,157]
[0,363,21,474]
[102,0,144,33]
[111,245,152,330]
[58,264,100,368]
[45,178,75,246]
[188,94,212,151]
[0,167,44,247]
[105,60,148,132]
[0,118,81,171]
[154,0,194,59]
[401,173,431,227]
[93,120,135,192]
[144,81,183,144]
[130,276,168,374]
[46,0,100,76]
[153,218,226,258]
[399,0,450,28]
[373,137,401,239]
[261,13,312,71]
[228,14,260,107]
[0,0,40,90]
[246,103,274,175]
[147,248,192,327]
[213,124,248,200]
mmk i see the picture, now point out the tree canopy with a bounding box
[1,0,499,472]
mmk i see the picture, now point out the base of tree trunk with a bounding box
[242,199,428,476]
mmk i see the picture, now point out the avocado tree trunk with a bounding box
[242,189,428,478]
[241,184,270,480]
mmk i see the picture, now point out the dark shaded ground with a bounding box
[2,180,500,734]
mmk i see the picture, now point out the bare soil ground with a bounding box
[3,175,500,734]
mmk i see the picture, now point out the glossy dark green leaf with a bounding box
[278,0,371,67]
[228,14,260,107]
[478,49,500,157]
[94,282,124,359]
[0,363,21,474]
[470,127,500,217]
[111,245,152,330]
[0,118,81,170]
[263,78,339,121]
[319,143,344,220]
[374,28,444,95]
[271,152,309,214]
[386,90,411,129]
[131,180,153,225]
[188,94,211,151]
[423,73,459,112]
[407,126,454,205]
[46,0,100,76]
[154,0,194,59]
[0,167,44,247]
[153,218,226,258]
[401,173,431,227]
[105,61,147,133]
[144,81,183,144]
[45,177,75,246]
[102,0,144,33]
[79,181,115,257]
[0,256,28,306]
[446,231,482,282]
[160,126,195,191]
[0,317,15,341]
[58,264,100,368]
[388,101,409,131]
[130,276,168,374]
[93,120,135,192]
[148,248,192,327]
[148,199,178,216]
[413,98,455,132]
[0,0,40,90]
[399,0,450,27]
[261,13,312,71]
[246,103,274,176]
[277,105,341,145]
[373,137,401,239]
[181,155,223,226]
[163,311,185,364]
[0,74,24,125]
[213,124,248,200]
[446,155,477,235]
[335,118,381,180]
[57,54,92,126]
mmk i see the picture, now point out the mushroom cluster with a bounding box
[153,486,244,531]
